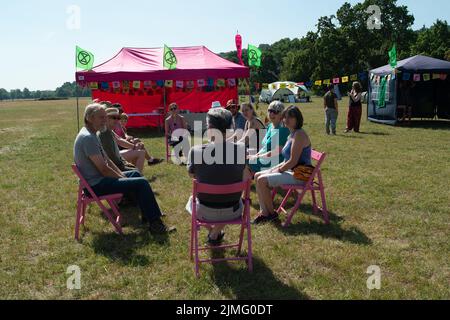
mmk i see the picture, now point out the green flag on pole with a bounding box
[163,45,177,70]
[76,46,95,70]
[248,44,262,68]
[388,44,397,68]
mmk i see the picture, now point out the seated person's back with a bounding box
[188,141,245,209]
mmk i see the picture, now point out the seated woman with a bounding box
[111,103,140,143]
[244,101,290,181]
[238,103,266,149]
[227,103,265,145]
[165,103,188,159]
[253,106,312,224]
[186,108,246,246]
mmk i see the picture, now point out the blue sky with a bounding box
[1,0,449,90]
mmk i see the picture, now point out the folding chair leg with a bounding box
[284,189,307,227]
[247,221,253,272]
[75,198,82,241]
[311,189,319,215]
[277,189,293,214]
[237,224,245,255]
[190,222,195,261]
[108,200,122,225]
[194,227,200,278]
[319,186,330,224]
[318,172,330,224]
[99,202,123,235]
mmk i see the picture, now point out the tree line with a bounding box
[1,0,448,101]
[220,0,450,91]
[0,82,91,101]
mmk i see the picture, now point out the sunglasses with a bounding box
[109,116,121,120]
[170,108,178,111]
[268,109,280,115]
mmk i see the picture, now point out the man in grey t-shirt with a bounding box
[74,103,175,235]
[74,127,106,187]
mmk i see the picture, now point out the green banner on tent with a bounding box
[248,44,262,68]
[163,45,177,70]
[76,46,94,70]
[377,76,388,108]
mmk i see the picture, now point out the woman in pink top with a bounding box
[165,103,188,158]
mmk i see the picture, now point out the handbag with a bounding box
[293,165,315,182]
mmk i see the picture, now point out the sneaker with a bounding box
[149,218,176,234]
[344,129,350,133]
[252,213,279,225]
[207,231,225,246]
[148,158,163,166]
[142,212,166,224]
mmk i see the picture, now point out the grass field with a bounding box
[0,97,449,300]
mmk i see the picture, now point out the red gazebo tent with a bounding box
[76,46,250,128]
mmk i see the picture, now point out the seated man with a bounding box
[74,103,175,234]
[186,108,246,246]
[98,108,137,173]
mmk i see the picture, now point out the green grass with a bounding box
[0,97,449,300]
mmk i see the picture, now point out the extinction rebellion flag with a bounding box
[248,44,262,68]
[76,46,95,70]
[163,45,177,70]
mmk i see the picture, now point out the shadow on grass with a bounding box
[396,120,450,130]
[90,228,169,267]
[357,131,390,136]
[211,254,309,300]
[275,210,371,246]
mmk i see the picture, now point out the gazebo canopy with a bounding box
[76,46,249,83]
[371,55,450,76]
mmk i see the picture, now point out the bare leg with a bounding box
[256,176,274,216]
[209,225,225,240]
[121,149,146,173]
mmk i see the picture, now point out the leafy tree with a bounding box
[410,20,450,59]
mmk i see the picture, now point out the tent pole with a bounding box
[162,86,166,133]
[76,82,80,132]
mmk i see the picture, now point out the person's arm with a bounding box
[89,154,124,179]
[334,98,339,113]
[278,132,305,173]
[324,95,327,109]
[114,131,136,149]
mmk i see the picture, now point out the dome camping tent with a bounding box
[368,55,450,125]
[76,46,250,128]
[262,82,310,103]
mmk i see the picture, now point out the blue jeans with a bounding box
[325,108,338,134]
[91,171,162,222]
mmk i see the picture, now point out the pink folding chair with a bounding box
[190,180,253,278]
[71,164,123,241]
[272,150,329,227]
[165,135,171,162]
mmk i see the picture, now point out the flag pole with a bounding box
[76,82,80,132]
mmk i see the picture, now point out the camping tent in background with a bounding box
[368,55,450,125]
[76,46,249,128]
[261,81,311,103]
